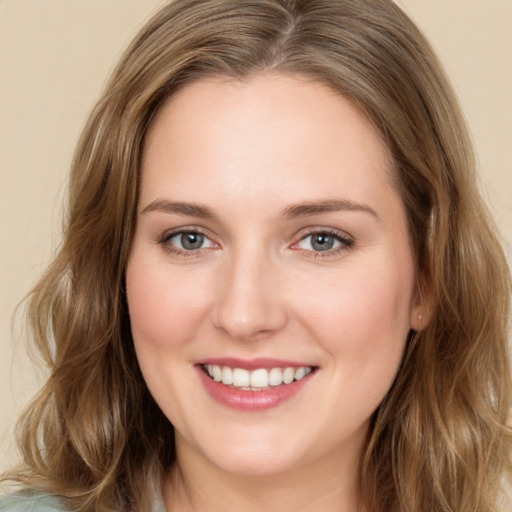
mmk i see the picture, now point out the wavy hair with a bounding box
[3,0,511,510]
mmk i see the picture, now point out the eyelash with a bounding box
[158,227,215,258]
[293,229,354,258]
[157,227,354,258]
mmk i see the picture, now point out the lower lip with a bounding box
[197,367,312,412]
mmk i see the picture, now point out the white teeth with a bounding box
[250,368,269,388]
[221,366,233,385]
[268,367,283,386]
[212,365,222,382]
[204,364,313,389]
[232,368,250,387]
[282,367,295,384]
[294,367,306,380]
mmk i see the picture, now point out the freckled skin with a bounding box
[126,74,422,509]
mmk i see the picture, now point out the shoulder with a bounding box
[0,489,167,512]
[0,489,70,512]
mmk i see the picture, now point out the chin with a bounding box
[210,447,302,477]
[180,426,309,477]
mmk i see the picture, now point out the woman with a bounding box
[1,0,511,511]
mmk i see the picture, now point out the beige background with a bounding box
[1,0,511,473]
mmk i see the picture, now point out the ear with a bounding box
[409,278,433,331]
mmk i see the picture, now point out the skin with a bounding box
[126,73,423,512]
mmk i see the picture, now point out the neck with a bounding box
[163,432,368,512]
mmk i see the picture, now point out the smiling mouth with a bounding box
[202,364,315,391]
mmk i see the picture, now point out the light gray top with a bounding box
[0,490,65,512]
[0,489,166,512]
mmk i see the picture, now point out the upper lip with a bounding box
[195,357,316,370]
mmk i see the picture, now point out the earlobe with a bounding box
[410,298,434,331]
[410,310,424,331]
[409,280,433,331]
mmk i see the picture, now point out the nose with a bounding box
[212,249,288,342]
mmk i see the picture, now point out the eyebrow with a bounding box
[141,199,215,218]
[140,198,379,220]
[282,199,379,220]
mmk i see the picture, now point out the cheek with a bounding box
[125,256,210,349]
[294,253,414,373]
[125,255,212,428]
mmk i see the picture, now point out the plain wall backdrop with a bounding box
[1,0,511,473]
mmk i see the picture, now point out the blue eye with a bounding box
[297,232,353,253]
[165,231,216,251]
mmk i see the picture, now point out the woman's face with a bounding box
[126,74,422,476]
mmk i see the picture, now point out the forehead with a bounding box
[140,73,394,211]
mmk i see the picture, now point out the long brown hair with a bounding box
[4,1,511,510]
